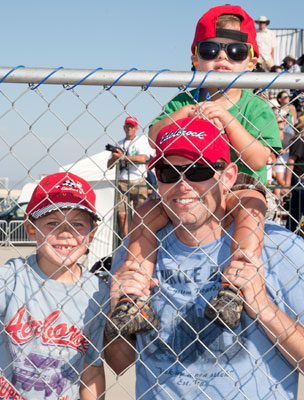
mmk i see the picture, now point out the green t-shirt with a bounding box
[152,89,281,184]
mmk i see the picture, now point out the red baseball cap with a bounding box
[148,118,230,169]
[124,116,138,127]
[26,172,99,220]
[191,5,259,58]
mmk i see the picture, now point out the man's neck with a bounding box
[173,214,233,247]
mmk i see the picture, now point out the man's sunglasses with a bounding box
[155,162,225,184]
[196,41,253,62]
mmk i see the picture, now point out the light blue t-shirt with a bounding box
[112,221,304,400]
[0,255,110,400]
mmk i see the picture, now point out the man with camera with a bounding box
[107,116,151,237]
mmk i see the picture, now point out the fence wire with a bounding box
[0,67,304,399]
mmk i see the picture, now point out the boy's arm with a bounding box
[149,104,200,148]
[202,101,270,170]
[126,197,169,282]
[226,189,267,260]
[80,363,105,400]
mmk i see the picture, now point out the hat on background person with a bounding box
[148,117,231,169]
[255,16,270,25]
[124,116,138,127]
[191,5,259,58]
[26,172,99,220]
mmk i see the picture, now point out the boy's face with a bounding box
[26,208,95,275]
[192,36,257,74]
[191,23,257,74]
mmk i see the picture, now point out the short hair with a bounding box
[216,14,242,29]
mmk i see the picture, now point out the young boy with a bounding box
[105,5,281,338]
[0,172,109,400]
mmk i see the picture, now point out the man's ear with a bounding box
[24,221,36,240]
[220,163,238,192]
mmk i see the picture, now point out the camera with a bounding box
[105,144,121,153]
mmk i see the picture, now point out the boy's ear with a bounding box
[24,221,36,239]
[88,223,98,242]
[191,55,199,68]
[247,57,258,70]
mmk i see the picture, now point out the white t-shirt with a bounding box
[256,29,276,62]
[118,135,152,181]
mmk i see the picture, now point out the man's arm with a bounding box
[223,253,304,372]
[80,363,105,400]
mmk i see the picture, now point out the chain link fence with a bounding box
[0,67,304,399]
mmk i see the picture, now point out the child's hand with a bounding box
[109,261,158,313]
[198,101,233,130]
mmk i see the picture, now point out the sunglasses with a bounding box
[196,41,253,62]
[155,162,224,184]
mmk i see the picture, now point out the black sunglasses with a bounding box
[196,41,252,62]
[155,162,224,184]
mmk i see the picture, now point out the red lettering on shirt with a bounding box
[5,307,88,354]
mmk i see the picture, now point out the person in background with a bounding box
[0,172,109,399]
[107,116,151,237]
[267,65,285,101]
[285,118,304,232]
[282,55,301,74]
[255,15,276,72]
[277,90,298,129]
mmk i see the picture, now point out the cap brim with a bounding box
[29,203,100,220]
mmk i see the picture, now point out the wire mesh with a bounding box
[0,67,304,399]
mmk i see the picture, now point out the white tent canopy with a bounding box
[61,150,117,267]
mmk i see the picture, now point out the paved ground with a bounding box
[0,246,303,399]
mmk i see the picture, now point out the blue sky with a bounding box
[1,0,304,188]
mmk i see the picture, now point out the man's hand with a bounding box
[110,261,158,314]
[222,252,270,320]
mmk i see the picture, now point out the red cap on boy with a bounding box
[26,172,99,220]
[191,5,259,58]
[148,118,230,169]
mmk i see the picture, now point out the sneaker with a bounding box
[204,285,244,329]
[105,295,160,339]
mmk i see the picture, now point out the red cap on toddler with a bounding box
[191,5,259,58]
[124,116,138,127]
[26,172,99,220]
[148,118,230,169]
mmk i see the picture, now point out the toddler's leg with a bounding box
[105,196,169,338]
[205,174,266,329]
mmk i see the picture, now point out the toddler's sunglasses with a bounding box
[196,41,253,62]
[155,162,225,184]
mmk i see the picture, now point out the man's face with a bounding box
[124,123,138,140]
[157,155,227,234]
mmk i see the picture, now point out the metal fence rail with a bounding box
[0,68,304,399]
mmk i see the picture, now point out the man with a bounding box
[105,118,304,399]
[107,116,151,236]
[255,16,276,71]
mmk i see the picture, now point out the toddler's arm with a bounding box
[126,197,169,284]
[202,101,271,171]
[226,188,267,262]
[149,104,201,148]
